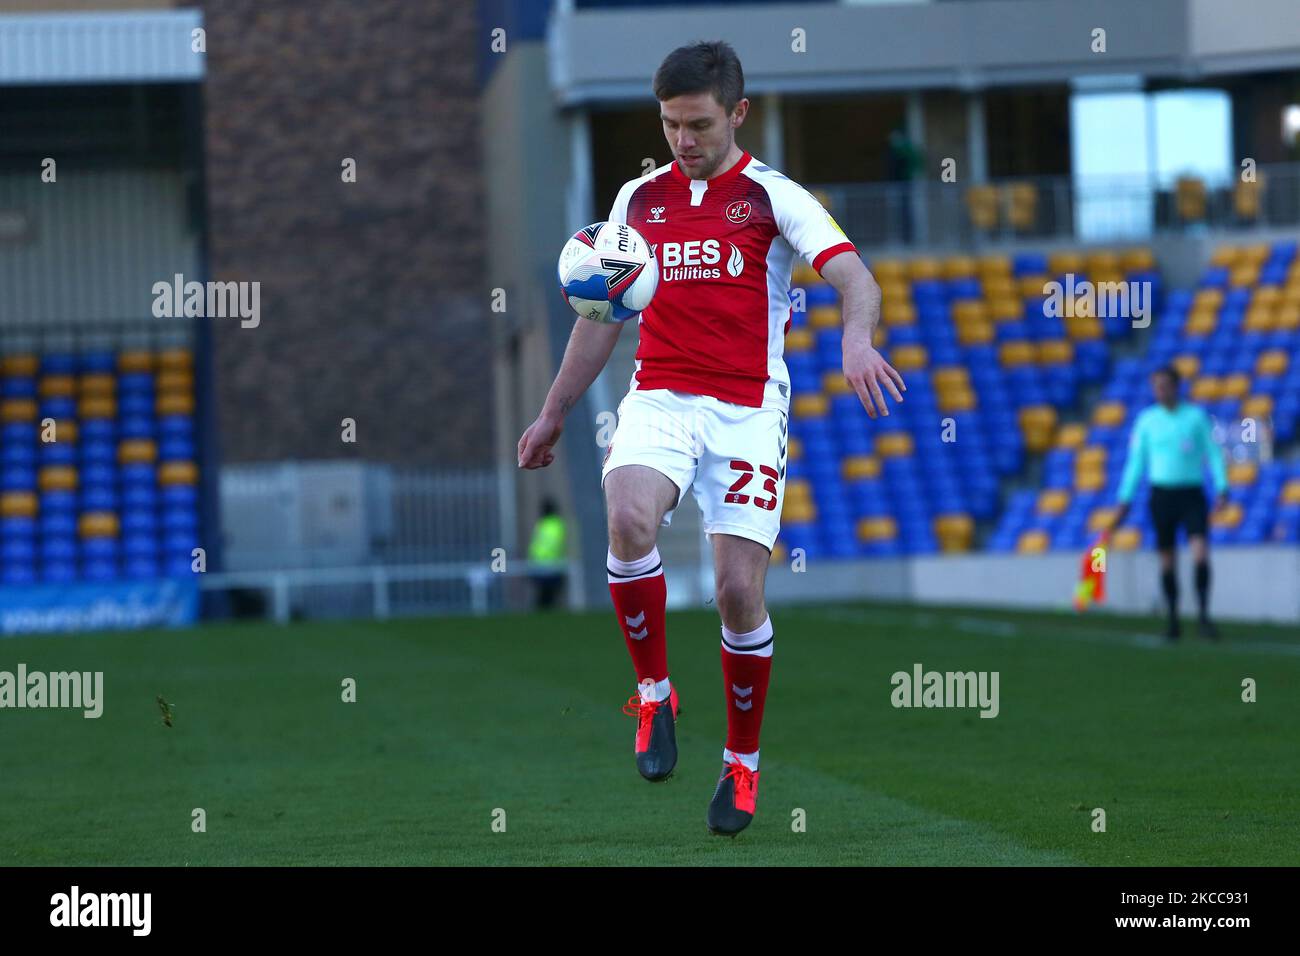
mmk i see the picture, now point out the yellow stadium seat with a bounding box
[1171,354,1200,380]
[1190,377,1223,401]
[952,300,988,325]
[79,372,115,396]
[1277,305,1300,330]
[956,321,994,346]
[881,302,916,327]
[1228,461,1258,487]
[157,392,195,416]
[119,439,158,464]
[1037,489,1070,516]
[793,393,829,418]
[769,541,788,564]
[876,432,914,459]
[159,461,199,486]
[1256,350,1288,377]
[1281,479,1300,505]
[879,279,910,304]
[933,513,974,552]
[785,478,812,502]
[874,325,889,349]
[809,305,842,329]
[79,512,120,538]
[1086,250,1120,274]
[989,297,1023,323]
[1016,529,1049,554]
[79,396,116,419]
[1244,305,1275,331]
[1005,182,1038,231]
[1055,423,1088,449]
[1037,340,1075,365]
[943,255,977,279]
[1,355,39,377]
[1048,251,1087,275]
[1209,246,1238,268]
[932,367,970,392]
[1220,373,1251,400]
[1019,405,1057,453]
[891,344,928,371]
[1064,315,1104,341]
[45,419,77,443]
[1240,243,1270,264]
[999,341,1036,368]
[118,350,154,373]
[1,491,37,518]
[977,254,1012,277]
[1091,401,1127,427]
[785,327,814,352]
[1185,311,1218,336]
[38,375,76,398]
[965,186,999,230]
[787,435,802,461]
[782,499,816,524]
[856,516,898,542]
[1235,179,1262,221]
[1121,248,1155,271]
[1,399,37,422]
[1112,526,1142,551]
[1075,467,1106,492]
[1230,263,1260,288]
[908,257,942,280]
[981,276,1016,300]
[1211,501,1243,529]
[1176,176,1207,222]
[158,347,193,371]
[1254,286,1281,308]
[1240,395,1273,420]
[870,259,905,283]
[792,261,819,286]
[822,372,854,395]
[1018,275,1050,298]
[1194,286,1225,309]
[937,387,977,412]
[38,466,77,492]
[1088,506,1119,533]
[1075,445,1107,471]
[842,455,882,481]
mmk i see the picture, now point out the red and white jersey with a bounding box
[608,150,855,410]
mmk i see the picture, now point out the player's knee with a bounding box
[606,502,657,557]
[714,574,763,626]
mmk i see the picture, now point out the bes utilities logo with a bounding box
[653,239,744,281]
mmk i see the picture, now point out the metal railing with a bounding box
[820,163,1300,252]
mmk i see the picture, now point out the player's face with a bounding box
[1152,372,1177,405]
[660,92,746,179]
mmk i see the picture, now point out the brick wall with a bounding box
[199,0,489,466]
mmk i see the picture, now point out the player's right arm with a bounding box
[517,318,624,469]
[1110,410,1150,529]
[519,176,642,470]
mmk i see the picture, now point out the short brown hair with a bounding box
[652,41,745,113]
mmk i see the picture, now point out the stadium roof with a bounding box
[548,0,1300,105]
[0,10,204,86]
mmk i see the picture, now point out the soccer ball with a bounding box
[557,221,658,323]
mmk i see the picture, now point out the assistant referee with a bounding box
[1110,366,1228,640]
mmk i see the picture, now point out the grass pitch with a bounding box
[2,601,1296,865]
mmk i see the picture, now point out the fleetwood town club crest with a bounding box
[725,200,751,224]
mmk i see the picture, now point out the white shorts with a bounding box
[600,388,788,550]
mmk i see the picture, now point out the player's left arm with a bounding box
[821,252,905,419]
[1197,409,1229,509]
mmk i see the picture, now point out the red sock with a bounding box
[607,547,668,685]
[721,616,773,755]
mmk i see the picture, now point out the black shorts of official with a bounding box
[1148,485,1208,550]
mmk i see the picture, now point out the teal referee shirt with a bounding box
[1117,401,1229,504]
